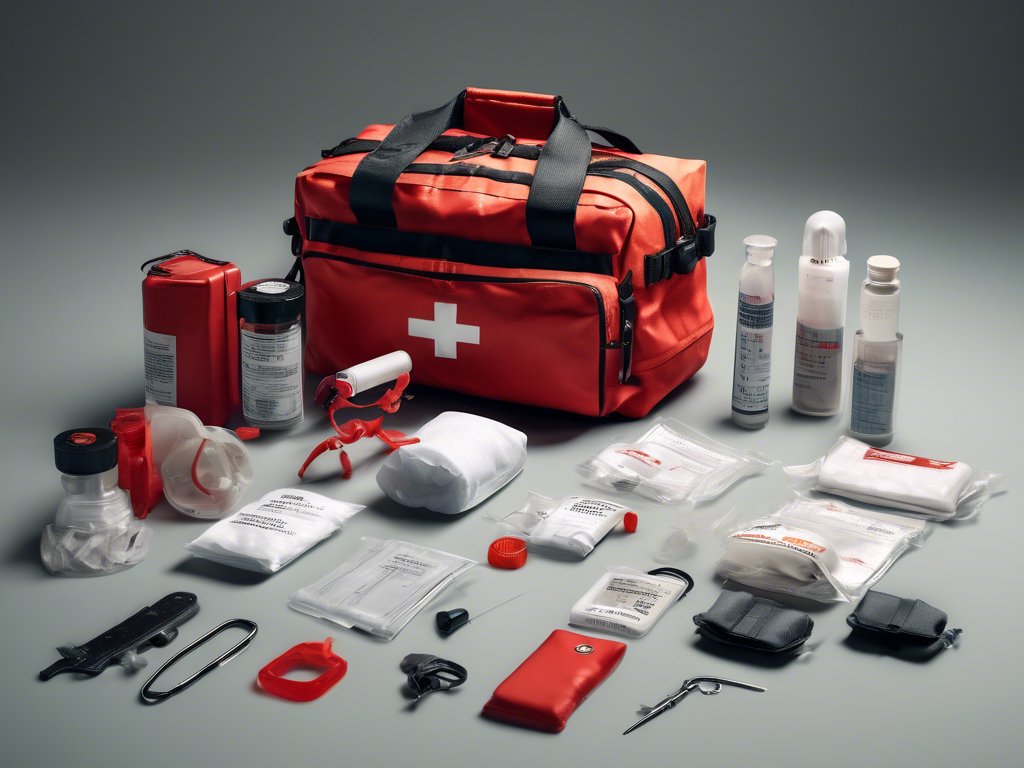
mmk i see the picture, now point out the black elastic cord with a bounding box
[400,654,468,698]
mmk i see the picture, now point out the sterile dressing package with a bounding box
[576,418,774,504]
[716,497,927,602]
[785,435,1004,520]
[376,411,527,514]
[569,567,693,637]
[486,494,635,558]
[287,538,476,640]
[184,488,364,573]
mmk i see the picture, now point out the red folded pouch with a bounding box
[481,629,626,732]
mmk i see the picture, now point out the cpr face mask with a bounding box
[486,494,638,558]
[785,435,1004,520]
[716,497,927,602]
[146,404,254,518]
[576,418,775,504]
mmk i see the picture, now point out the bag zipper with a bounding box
[303,250,618,410]
[587,169,677,247]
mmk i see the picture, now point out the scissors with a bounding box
[623,675,766,735]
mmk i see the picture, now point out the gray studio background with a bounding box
[2,2,1021,767]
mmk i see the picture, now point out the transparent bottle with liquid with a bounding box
[731,235,776,429]
[849,255,902,445]
[792,211,850,416]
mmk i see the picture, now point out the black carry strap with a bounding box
[643,214,717,286]
[348,91,637,251]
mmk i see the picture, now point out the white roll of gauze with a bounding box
[336,351,412,396]
[376,412,527,514]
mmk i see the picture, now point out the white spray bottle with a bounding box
[792,211,849,416]
[731,235,776,429]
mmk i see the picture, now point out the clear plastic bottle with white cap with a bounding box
[849,255,902,445]
[731,235,777,429]
[792,211,850,416]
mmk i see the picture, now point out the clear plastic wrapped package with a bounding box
[184,488,364,573]
[576,418,775,504]
[785,435,1004,520]
[485,494,636,558]
[287,538,476,640]
[716,497,927,602]
[569,567,693,637]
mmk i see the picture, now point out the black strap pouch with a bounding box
[693,590,814,653]
[846,590,961,660]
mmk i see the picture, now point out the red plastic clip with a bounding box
[257,638,348,702]
[110,408,163,519]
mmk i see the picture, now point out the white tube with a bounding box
[336,351,412,396]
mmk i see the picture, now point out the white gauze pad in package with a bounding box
[376,411,527,514]
[570,567,692,637]
[785,435,1004,520]
[184,488,363,573]
[487,494,634,558]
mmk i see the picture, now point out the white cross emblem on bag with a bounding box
[408,302,480,359]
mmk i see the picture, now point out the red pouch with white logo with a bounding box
[481,629,626,732]
[784,435,1004,520]
[288,88,717,417]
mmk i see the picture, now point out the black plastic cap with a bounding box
[54,428,119,475]
[237,280,305,325]
[436,608,470,635]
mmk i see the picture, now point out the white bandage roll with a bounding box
[376,412,527,514]
[337,351,412,396]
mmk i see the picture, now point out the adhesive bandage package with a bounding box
[575,418,775,504]
[570,567,693,637]
[785,435,1004,520]
[184,488,364,573]
[287,538,476,640]
[486,494,637,558]
[716,497,927,602]
[376,411,527,514]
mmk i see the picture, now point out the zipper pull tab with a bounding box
[492,134,517,158]
[450,137,498,162]
[618,270,636,384]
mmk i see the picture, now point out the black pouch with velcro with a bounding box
[846,590,961,660]
[693,590,814,653]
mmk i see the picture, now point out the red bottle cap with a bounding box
[623,512,638,533]
[488,537,528,569]
[257,638,347,702]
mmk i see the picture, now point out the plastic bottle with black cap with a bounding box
[237,279,305,430]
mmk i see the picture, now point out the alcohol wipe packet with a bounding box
[576,418,775,504]
[184,488,363,574]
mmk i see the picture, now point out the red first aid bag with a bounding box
[288,88,715,417]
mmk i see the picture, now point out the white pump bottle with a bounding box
[792,211,850,416]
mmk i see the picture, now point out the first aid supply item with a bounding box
[289,87,717,418]
[110,409,164,519]
[732,235,776,429]
[183,488,363,573]
[846,590,962,660]
[141,250,241,426]
[288,538,476,641]
[301,351,418,480]
[576,418,774,504]
[716,497,927,602]
[140,618,258,704]
[570,567,693,638]
[41,429,153,577]
[488,536,528,569]
[792,211,850,416]
[481,629,626,733]
[784,435,1004,520]
[692,591,813,653]
[401,654,468,698]
[436,593,527,635]
[238,279,305,430]
[623,675,766,736]
[376,412,527,514]
[145,404,254,518]
[40,592,198,680]
[258,639,348,702]
[487,495,636,558]
[849,255,902,444]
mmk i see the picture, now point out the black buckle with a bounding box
[643,213,717,286]
[283,217,302,256]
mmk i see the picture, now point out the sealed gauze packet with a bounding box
[184,488,363,573]
[785,435,1004,520]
